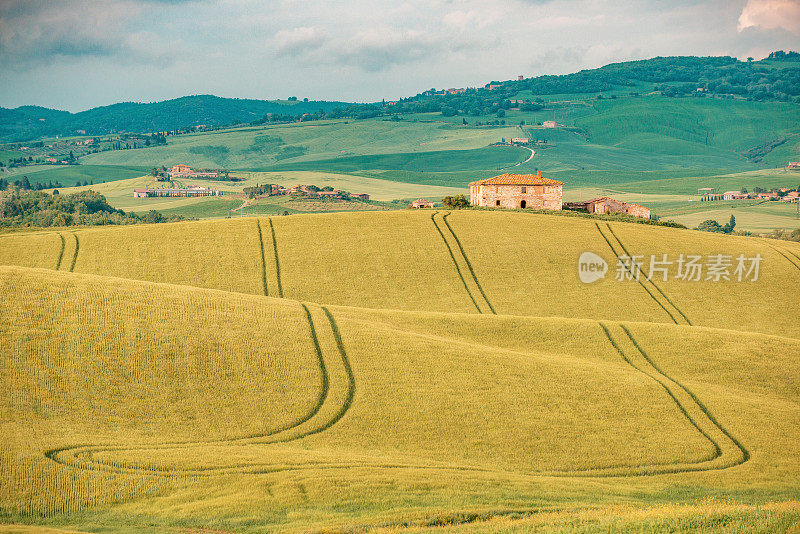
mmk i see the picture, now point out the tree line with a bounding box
[0,188,184,227]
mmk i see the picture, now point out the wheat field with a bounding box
[1,210,799,532]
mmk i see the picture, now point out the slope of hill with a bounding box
[1,261,798,531]
[1,211,799,336]
[0,95,354,141]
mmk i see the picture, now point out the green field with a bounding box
[43,93,797,232]
[1,164,148,187]
[1,210,799,532]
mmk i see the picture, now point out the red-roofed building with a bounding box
[584,197,651,219]
[469,171,563,210]
[409,198,435,209]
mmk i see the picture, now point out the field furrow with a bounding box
[431,211,483,313]
[595,222,682,324]
[441,212,496,314]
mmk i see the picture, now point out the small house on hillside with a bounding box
[409,199,435,209]
[169,164,192,176]
[469,171,563,210]
[565,197,650,219]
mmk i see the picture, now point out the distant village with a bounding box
[133,164,372,201]
[698,184,800,203]
[2,133,168,170]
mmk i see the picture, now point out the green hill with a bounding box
[0,95,354,141]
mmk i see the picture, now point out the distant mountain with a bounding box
[0,95,354,141]
[2,51,798,142]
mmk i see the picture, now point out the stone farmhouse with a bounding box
[469,172,563,210]
[409,198,435,209]
[167,164,219,179]
[565,197,651,219]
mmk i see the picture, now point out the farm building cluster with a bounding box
[467,172,652,219]
[133,186,221,198]
[564,197,651,218]
[163,164,220,179]
[698,186,800,203]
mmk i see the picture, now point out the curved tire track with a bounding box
[44,303,347,475]
[604,224,691,325]
[55,233,66,271]
[43,315,746,480]
[269,218,284,298]
[595,223,680,324]
[68,232,79,272]
[256,219,269,296]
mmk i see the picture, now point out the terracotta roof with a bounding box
[470,171,563,186]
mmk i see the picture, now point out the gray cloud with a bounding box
[1,0,799,111]
[0,0,200,68]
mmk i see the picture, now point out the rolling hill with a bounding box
[0,95,354,141]
[1,235,799,530]
[2,211,798,337]
[2,211,800,532]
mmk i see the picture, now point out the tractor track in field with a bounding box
[764,240,800,273]
[603,224,691,325]
[431,211,490,314]
[54,233,65,270]
[269,217,284,297]
[595,223,689,325]
[441,212,496,314]
[598,323,748,476]
[68,232,79,272]
[42,315,747,480]
[43,304,354,476]
[256,219,269,296]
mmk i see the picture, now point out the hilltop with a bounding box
[2,52,798,142]
[0,95,354,141]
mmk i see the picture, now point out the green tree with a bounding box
[723,214,736,234]
[442,194,470,208]
[697,219,724,233]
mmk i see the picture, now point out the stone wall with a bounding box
[470,184,562,210]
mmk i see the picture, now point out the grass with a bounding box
[79,120,520,169]
[3,96,800,530]
[26,94,797,232]
[1,260,798,531]
[0,164,147,187]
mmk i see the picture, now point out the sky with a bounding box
[1,0,799,112]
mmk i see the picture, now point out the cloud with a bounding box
[2,0,800,112]
[0,0,200,68]
[738,0,800,35]
[329,28,446,71]
[273,27,328,57]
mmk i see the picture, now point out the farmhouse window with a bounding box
[496,200,500,206]
[521,186,527,193]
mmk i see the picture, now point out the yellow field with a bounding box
[2,210,798,336]
[1,210,799,532]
